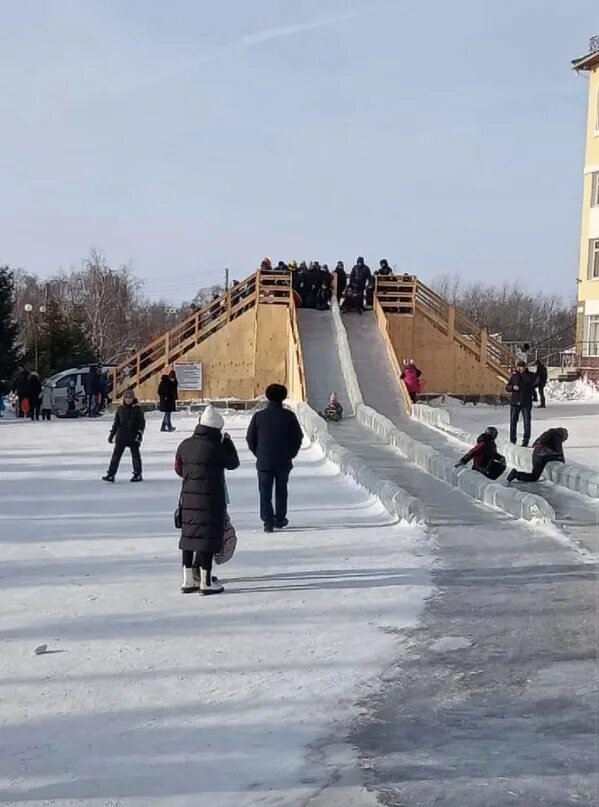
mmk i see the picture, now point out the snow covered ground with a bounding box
[0,413,430,806]
[431,397,599,471]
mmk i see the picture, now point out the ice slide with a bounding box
[296,307,596,804]
[340,310,598,556]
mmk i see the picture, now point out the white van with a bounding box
[45,365,114,416]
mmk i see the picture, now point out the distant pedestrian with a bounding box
[246,384,303,533]
[13,365,30,418]
[158,370,178,432]
[516,343,531,365]
[102,389,146,483]
[66,379,78,417]
[27,372,42,421]
[333,261,347,300]
[349,257,371,299]
[175,405,240,595]
[400,359,422,403]
[506,361,537,446]
[535,359,548,408]
[41,385,53,421]
[507,428,568,484]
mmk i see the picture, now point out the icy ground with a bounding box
[431,397,599,471]
[0,413,430,806]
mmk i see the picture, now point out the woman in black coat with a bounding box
[158,370,178,432]
[174,405,240,595]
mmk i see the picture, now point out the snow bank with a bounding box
[329,300,555,522]
[545,377,599,402]
[0,415,430,805]
[412,403,599,500]
[294,402,427,525]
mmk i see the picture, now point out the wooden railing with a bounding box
[112,270,293,397]
[373,275,517,380]
[288,300,307,402]
[373,296,413,414]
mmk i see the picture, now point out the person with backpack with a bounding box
[455,426,506,479]
[102,389,146,483]
[175,405,240,595]
[157,369,178,432]
[507,427,568,484]
[506,360,537,446]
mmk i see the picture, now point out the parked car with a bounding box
[44,365,115,416]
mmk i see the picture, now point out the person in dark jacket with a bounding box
[27,371,43,421]
[507,428,568,484]
[535,359,548,408]
[455,426,505,479]
[333,261,347,300]
[375,259,393,277]
[103,389,146,482]
[246,383,303,533]
[349,257,371,297]
[506,361,537,446]
[157,370,178,432]
[175,405,240,594]
[13,365,30,418]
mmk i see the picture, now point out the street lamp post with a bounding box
[24,303,47,373]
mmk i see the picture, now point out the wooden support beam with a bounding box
[447,306,455,341]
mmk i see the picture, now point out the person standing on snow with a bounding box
[400,359,422,403]
[103,389,145,482]
[40,384,54,421]
[506,360,536,446]
[158,369,178,432]
[27,371,43,421]
[507,428,568,484]
[246,384,303,533]
[175,405,240,595]
[535,359,548,408]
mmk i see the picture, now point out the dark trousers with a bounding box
[538,385,546,407]
[41,409,51,421]
[513,455,561,483]
[182,550,213,571]
[258,469,290,526]
[161,411,172,429]
[510,405,532,446]
[108,442,142,477]
[29,403,41,421]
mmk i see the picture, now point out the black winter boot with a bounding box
[130,473,143,483]
[102,474,115,483]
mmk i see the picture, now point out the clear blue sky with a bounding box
[0,0,597,302]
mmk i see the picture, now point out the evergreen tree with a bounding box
[0,266,22,385]
[36,300,98,379]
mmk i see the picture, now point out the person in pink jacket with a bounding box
[400,359,422,403]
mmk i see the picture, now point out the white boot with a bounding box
[181,567,198,594]
[200,567,224,595]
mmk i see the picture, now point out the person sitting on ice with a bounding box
[455,426,506,479]
[319,393,344,422]
[341,282,364,314]
[507,427,568,484]
[400,359,422,403]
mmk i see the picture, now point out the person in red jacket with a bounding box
[400,359,422,403]
[455,427,506,479]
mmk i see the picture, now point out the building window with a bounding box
[593,172,599,207]
[584,315,599,356]
[588,239,599,279]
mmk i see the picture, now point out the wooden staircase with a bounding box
[373,275,517,384]
[111,270,295,398]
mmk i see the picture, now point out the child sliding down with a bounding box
[319,393,344,423]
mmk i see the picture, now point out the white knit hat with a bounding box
[200,404,224,430]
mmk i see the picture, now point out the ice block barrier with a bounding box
[329,300,555,523]
[412,403,599,500]
[293,402,428,525]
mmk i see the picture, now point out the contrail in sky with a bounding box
[206,12,358,59]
